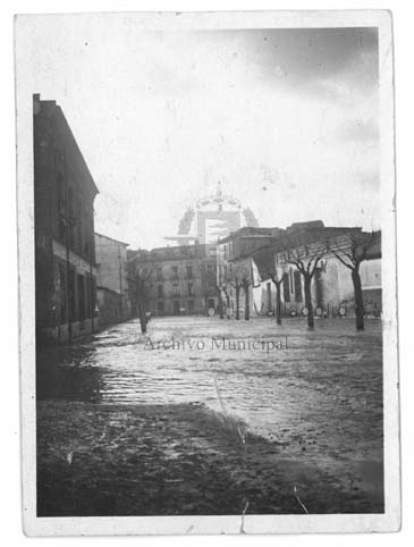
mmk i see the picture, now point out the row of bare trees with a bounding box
[129,231,378,334]
[265,231,378,331]
[214,260,258,322]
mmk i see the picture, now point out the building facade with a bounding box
[253,225,382,319]
[127,244,218,316]
[95,233,131,327]
[216,227,282,318]
[217,221,382,320]
[34,94,99,344]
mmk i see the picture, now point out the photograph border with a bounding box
[15,8,400,536]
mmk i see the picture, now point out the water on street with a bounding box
[37,316,383,515]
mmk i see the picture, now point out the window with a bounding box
[69,269,76,320]
[267,282,272,311]
[56,163,65,203]
[157,301,164,313]
[315,268,323,307]
[68,188,75,249]
[56,171,66,241]
[58,264,66,322]
[77,210,83,255]
[91,277,96,313]
[173,283,179,297]
[187,283,194,296]
[283,275,290,303]
[59,216,66,242]
[77,274,85,321]
[294,271,302,302]
[186,265,193,278]
[156,267,163,280]
[157,284,163,298]
[83,212,90,257]
[85,276,92,317]
[188,300,195,312]
[172,265,178,278]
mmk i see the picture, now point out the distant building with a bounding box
[127,244,218,316]
[216,227,282,317]
[165,183,259,250]
[253,223,382,319]
[217,221,382,319]
[33,94,99,344]
[95,233,131,327]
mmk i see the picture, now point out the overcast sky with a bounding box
[27,18,379,249]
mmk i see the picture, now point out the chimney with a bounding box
[33,93,41,115]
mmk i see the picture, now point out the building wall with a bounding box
[33,94,98,344]
[274,254,382,318]
[128,246,217,316]
[96,287,124,328]
[150,257,216,315]
[95,233,131,324]
[220,226,382,320]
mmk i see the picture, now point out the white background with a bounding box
[2,0,412,545]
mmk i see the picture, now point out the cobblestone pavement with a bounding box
[37,316,383,515]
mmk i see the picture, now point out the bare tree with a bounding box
[241,274,252,321]
[222,285,231,319]
[326,231,378,331]
[214,283,225,319]
[269,271,287,326]
[229,272,242,320]
[282,243,326,329]
[202,261,225,319]
[133,266,153,334]
[228,260,259,321]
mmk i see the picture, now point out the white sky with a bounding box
[26,18,380,249]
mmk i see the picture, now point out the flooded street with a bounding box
[37,316,383,516]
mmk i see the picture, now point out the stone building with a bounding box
[95,233,131,327]
[217,221,382,320]
[252,223,381,319]
[216,227,282,317]
[33,94,99,344]
[127,244,218,316]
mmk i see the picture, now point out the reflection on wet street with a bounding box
[37,316,383,494]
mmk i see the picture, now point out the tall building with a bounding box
[33,94,99,344]
[165,183,259,251]
[95,233,131,327]
[127,244,218,316]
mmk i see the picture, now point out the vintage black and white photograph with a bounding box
[15,10,399,535]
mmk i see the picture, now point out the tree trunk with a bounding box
[218,293,224,319]
[304,275,314,329]
[225,291,230,319]
[352,267,364,331]
[275,282,282,326]
[138,304,147,334]
[235,287,240,320]
[244,286,250,321]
